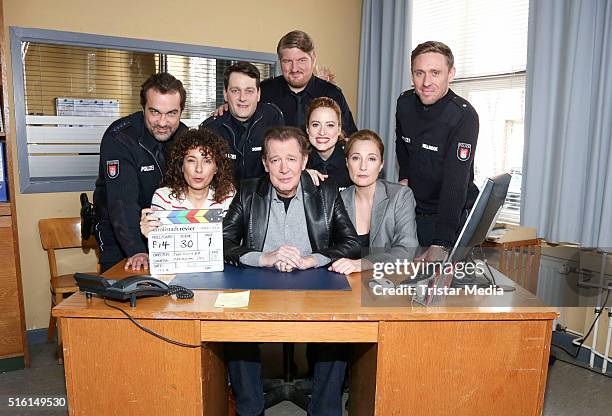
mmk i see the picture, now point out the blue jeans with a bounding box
[225,343,347,416]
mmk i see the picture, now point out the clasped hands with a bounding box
[260,245,317,272]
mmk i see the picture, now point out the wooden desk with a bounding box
[53,263,557,416]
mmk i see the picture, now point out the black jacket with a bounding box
[93,111,188,260]
[199,102,284,182]
[223,172,360,265]
[260,75,357,136]
[306,142,352,191]
[395,89,479,246]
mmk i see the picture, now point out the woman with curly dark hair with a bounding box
[140,129,235,237]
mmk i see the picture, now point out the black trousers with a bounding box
[415,209,470,248]
[94,221,125,273]
[225,342,346,416]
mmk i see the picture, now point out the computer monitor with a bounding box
[447,173,513,290]
[447,173,511,264]
[382,173,512,293]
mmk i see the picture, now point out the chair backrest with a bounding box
[38,217,98,278]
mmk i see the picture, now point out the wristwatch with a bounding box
[431,244,449,251]
[431,245,451,258]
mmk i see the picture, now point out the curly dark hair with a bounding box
[162,129,235,204]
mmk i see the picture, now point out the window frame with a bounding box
[449,72,527,225]
[10,26,278,193]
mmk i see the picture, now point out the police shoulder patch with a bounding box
[106,160,120,179]
[457,143,472,162]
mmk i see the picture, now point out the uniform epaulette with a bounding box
[451,95,472,111]
[110,118,131,133]
[314,75,342,91]
[330,82,343,92]
[199,116,216,128]
[399,89,415,99]
[264,101,284,119]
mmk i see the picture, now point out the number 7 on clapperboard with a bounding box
[147,209,224,275]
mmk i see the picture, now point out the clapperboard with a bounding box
[147,209,224,275]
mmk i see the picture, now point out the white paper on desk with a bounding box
[214,291,250,308]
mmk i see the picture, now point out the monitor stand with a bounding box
[452,256,516,292]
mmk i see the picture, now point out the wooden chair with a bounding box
[38,217,98,353]
[484,238,542,294]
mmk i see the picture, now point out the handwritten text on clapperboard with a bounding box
[148,210,224,275]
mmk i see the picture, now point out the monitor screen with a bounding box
[447,173,511,264]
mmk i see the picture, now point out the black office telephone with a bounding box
[74,273,193,307]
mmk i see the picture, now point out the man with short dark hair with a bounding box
[93,73,188,272]
[395,41,480,261]
[215,31,357,136]
[223,126,359,416]
[200,62,283,182]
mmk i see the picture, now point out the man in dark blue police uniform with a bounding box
[395,41,479,261]
[214,31,357,137]
[261,30,357,136]
[200,62,284,183]
[93,73,188,272]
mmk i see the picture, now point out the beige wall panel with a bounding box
[13,191,98,329]
[3,0,362,329]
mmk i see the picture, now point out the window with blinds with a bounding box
[412,0,529,224]
[12,27,276,193]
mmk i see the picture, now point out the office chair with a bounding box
[263,343,312,410]
[38,217,98,362]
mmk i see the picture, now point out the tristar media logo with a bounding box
[106,160,119,179]
[457,143,472,161]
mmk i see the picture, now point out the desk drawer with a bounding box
[201,321,378,342]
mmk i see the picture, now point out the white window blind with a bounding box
[15,30,275,193]
[412,0,529,224]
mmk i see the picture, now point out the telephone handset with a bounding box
[74,273,193,307]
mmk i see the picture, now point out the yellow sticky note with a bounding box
[214,291,250,308]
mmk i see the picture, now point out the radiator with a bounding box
[537,254,581,313]
[540,250,612,373]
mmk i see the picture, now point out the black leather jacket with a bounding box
[223,172,360,265]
